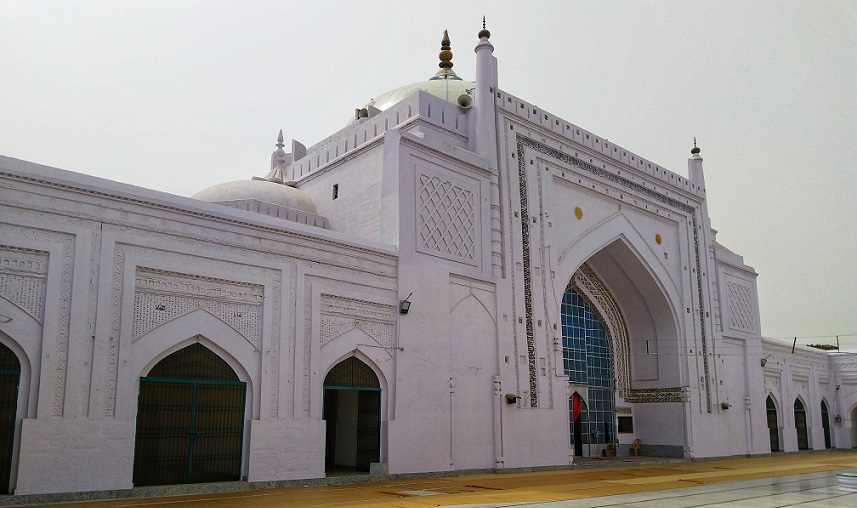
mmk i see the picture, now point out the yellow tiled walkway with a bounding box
[30,451,856,508]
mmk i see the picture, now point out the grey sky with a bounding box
[1,1,855,349]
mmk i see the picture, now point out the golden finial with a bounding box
[478,16,491,39]
[439,29,453,70]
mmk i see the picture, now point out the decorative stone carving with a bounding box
[515,139,539,407]
[727,281,755,331]
[0,225,74,417]
[417,173,476,262]
[320,295,394,348]
[133,268,264,347]
[0,246,48,322]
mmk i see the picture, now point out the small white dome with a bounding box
[368,77,475,112]
[193,179,318,215]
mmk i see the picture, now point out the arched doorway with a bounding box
[562,287,615,457]
[133,343,246,486]
[323,357,381,473]
[794,398,809,450]
[851,406,857,448]
[0,343,20,494]
[821,400,831,449]
[570,392,588,457]
[766,395,780,452]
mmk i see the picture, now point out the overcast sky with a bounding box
[1,1,855,350]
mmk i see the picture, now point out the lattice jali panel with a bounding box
[727,281,754,331]
[133,268,264,348]
[0,246,48,322]
[417,174,475,262]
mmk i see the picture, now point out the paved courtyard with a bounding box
[17,450,857,507]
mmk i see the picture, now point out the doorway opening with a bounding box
[323,357,381,474]
[0,343,20,494]
[766,395,780,452]
[562,287,615,457]
[133,343,246,486]
[821,400,831,449]
[794,398,809,450]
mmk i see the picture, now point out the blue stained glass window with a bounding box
[563,287,615,447]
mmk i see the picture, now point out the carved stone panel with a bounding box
[0,246,48,323]
[133,268,264,347]
[416,172,477,264]
[320,295,394,348]
[727,281,755,332]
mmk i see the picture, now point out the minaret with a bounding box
[474,18,503,278]
[474,17,498,170]
[688,137,705,191]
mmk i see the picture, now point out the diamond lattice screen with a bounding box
[417,174,475,261]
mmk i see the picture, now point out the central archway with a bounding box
[323,357,381,473]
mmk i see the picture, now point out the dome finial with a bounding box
[478,16,491,39]
[276,129,285,149]
[691,137,701,155]
[438,29,453,70]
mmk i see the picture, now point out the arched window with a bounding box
[794,398,809,450]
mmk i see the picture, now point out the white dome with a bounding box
[368,77,475,112]
[193,179,318,214]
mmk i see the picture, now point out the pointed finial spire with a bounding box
[691,137,701,155]
[478,16,491,39]
[274,130,287,167]
[439,29,453,70]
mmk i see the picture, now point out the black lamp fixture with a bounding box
[835,415,842,423]
[400,293,413,315]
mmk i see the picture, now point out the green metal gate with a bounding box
[133,344,246,486]
[0,343,20,494]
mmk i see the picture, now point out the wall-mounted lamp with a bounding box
[835,415,842,423]
[399,293,413,315]
[721,402,732,410]
[760,358,767,367]
[505,394,520,404]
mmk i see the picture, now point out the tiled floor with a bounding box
[20,451,856,507]
[464,471,856,508]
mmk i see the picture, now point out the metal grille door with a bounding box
[133,343,245,486]
[356,390,380,471]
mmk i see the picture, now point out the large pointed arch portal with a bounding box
[133,343,246,486]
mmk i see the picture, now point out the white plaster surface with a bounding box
[15,418,135,495]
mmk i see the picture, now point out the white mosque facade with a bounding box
[0,29,855,496]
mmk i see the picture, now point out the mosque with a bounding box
[0,25,855,496]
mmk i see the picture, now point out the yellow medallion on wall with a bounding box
[655,233,662,245]
[574,207,583,220]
